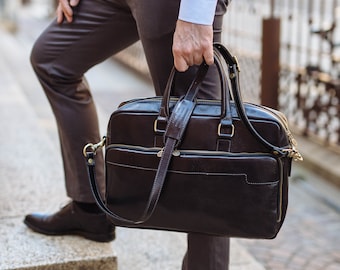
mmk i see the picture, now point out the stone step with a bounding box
[0,218,116,270]
[0,30,117,270]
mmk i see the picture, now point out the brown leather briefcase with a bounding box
[84,43,302,239]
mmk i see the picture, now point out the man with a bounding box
[24,0,231,269]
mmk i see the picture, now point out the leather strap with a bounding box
[85,64,208,224]
[213,43,289,156]
[85,137,179,224]
[159,61,209,119]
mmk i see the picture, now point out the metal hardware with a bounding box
[218,123,235,138]
[283,147,303,161]
[282,130,303,161]
[157,148,163,158]
[157,148,180,158]
[153,119,167,133]
[87,158,94,165]
[232,56,241,72]
[172,150,180,157]
[83,137,106,157]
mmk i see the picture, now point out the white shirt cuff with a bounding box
[178,0,218,25]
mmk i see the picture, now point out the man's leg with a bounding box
[30,0,140,202]
[131,0,230,269]
[25,0,139,242]
[182,234,230,270]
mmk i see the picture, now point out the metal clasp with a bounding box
[83,137,106,157]
[282,147,303,161]
[157,147,180,158]
[218,123,235,138]
[233,56,241,72]
[153,118,167,133]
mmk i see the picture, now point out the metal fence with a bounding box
[223,0,340,150]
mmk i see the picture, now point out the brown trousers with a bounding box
[30,0,230,269]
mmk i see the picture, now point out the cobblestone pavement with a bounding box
[238,165,340,270]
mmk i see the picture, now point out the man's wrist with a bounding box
[178,0,218,25]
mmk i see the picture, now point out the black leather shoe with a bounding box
[24,201,115,242]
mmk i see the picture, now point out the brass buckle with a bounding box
[218,123,235,138]
[153,118,167,133]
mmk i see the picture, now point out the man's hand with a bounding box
[57,0,80,24]
[172,20,214,72]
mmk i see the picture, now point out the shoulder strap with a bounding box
[84,64,209,225]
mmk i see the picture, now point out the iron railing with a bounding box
[112,0,340,149]
[223,0,340,150]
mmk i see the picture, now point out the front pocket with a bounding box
[104,144,284,238]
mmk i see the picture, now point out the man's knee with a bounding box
[29,39,82,98]
[30,39,46,76]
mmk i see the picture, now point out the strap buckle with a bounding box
[83,137,106,157]
[153,118,167,133]
[218,123,235,138]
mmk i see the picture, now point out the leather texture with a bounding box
[85,44,299,239]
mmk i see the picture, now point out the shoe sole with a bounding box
[24,219,115,243]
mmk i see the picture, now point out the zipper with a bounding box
[245,103,302,161]
[252,104,298,147]
[117,98,302,160]
[119,97,294,144]
[106,144,276,158]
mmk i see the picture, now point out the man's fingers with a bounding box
[56,4,64,24]
[193,54,204,66]
[58,0,74,23]
[174,56,189,72]
[173,45,190,71]
[172,20,214,71]
[203,46,214,65]
[174,52,211,72]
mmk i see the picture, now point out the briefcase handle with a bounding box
[160,43,298,157]
[156,46,233,137]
